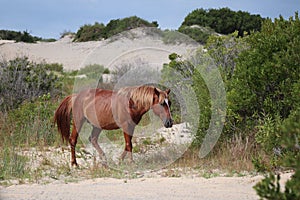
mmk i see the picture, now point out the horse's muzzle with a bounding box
[164,118,173,128]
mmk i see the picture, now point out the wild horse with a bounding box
[54,85,173,166]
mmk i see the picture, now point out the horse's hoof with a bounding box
[71,161,78,167]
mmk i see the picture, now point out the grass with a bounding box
[0,146,30,181]
[1,100,260,186]
[0,136,260,186]
[170,133,257,174]
[0,69,261,185]
[0,117,260,186]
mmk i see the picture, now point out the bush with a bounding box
[161,52,214,146]
[181,7,264,36]
[77,64,109,79]
[228,13,300,120]
[205,32,249,78]
[225,13,300,172]
[4,94,60,146]
[0,30,42,43]
[162,29,198,45]
[254,108,300,199]
[74,16,158,42]
[105,16,158,38]
[178,25,214,44]
[73,22,106,42]
[0,57,61,111]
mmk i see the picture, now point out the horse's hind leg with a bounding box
[89,126,107,166]
[70,122,80,167]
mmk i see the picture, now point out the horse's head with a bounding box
[152,88,173,128]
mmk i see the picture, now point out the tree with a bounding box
[74,22,106,42]
[228,14,300,120]
[74,16,158,42]
[180,7,264,37]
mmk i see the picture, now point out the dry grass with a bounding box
[171,133,258,173]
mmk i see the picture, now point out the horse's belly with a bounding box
[85,107,119,130]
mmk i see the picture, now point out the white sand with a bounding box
[0,29,199,71]
[0,173,292,200]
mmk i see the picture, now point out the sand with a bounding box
[0,173,292,200]
[0,29,199,71]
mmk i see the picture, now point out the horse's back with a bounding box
[78,88,119,130]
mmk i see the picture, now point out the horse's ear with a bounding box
[154,87,160,97]
[166,88,171,95]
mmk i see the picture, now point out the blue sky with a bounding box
[1,0,299,39]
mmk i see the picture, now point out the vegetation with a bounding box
[0,30,56,43]
[180,7,264,38]
[178,25,215,44]
[74,16,158,42]
[162,12,300,199]
[0,57,61,111]
[0,9,299,199]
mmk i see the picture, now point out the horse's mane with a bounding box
[117,85,155,110]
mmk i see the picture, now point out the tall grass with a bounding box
[0,146,30,181]
[172,133,258,173]
[0,94,61,181]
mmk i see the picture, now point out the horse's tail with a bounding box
[54,94,76,143]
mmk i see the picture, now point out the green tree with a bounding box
[178,25,214,44]
[180,7,264,37]
[0,30,42,43]
[74,22,106,42]
[105,16,158,38]
[228,14,300,120]
[74,16,158,42]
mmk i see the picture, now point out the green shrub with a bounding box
[228,14,300,120]
[5,94,60,146]
[255,114,282,153]
[74,16,158,42]
[161,52,213,146]
[77,64,109,78]
[181,7,264,36]
[178,25,214,44]
[74,22,106,42]
[0,146,30,180]
[0,57,61,111]
[205,32,249,78]
[0,30,45,43]
[254,108,300,199]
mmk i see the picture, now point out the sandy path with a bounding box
[0,175,275,200]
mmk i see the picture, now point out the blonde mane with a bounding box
[117,85,156,110]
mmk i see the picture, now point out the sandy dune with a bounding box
[0,29,199,71]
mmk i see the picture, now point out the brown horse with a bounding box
[54,85,173,166]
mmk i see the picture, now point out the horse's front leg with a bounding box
[121,131,134,163]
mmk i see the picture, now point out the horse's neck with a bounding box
[130,106,150,125]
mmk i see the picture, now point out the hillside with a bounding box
[0,28,199,71]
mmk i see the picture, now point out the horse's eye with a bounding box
[160,99,171,107]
